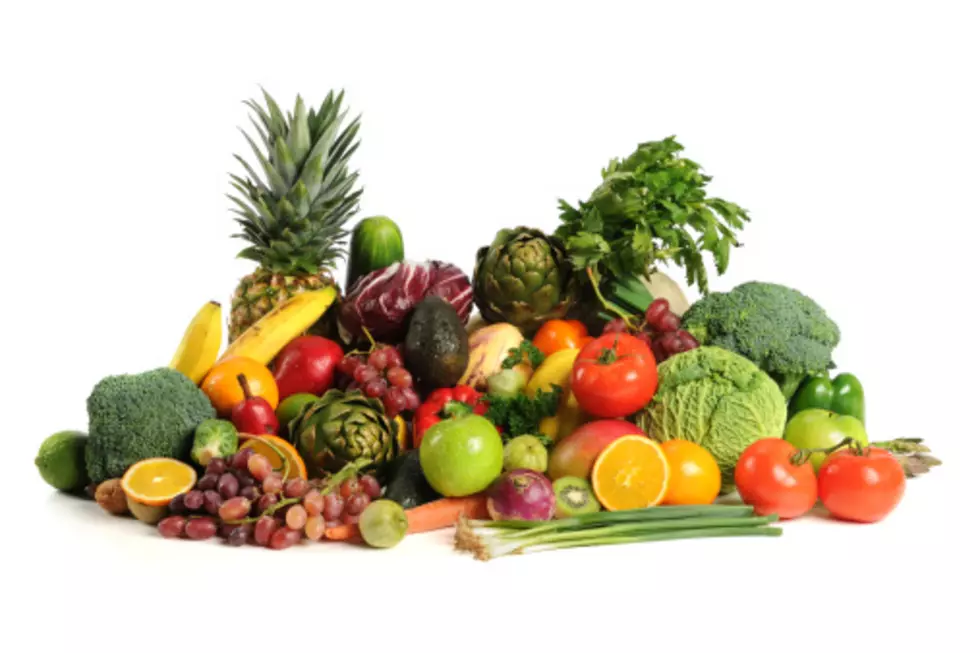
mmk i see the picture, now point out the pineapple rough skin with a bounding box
[84,368,216,484]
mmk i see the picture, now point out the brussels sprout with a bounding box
[190,419,239,466]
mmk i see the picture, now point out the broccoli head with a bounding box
[85,367,217,484]
[680,282,840,399]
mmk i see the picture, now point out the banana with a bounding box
[219,287,338,366]
[169,301,223,384]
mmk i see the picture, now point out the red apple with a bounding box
[272,336,344,399]
[547,419,645,480]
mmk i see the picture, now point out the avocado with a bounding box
[383,449,441,509]
[404,296,469,392]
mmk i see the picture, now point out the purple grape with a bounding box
[158,516,186,539]
[168,494,187,515]
[240,486,261,502]
[185,517,217,540]
[226,526,250,547]
[205,458,227,476]
[202,490,222,515]
[217,473,240,499]
[256,493,279,514]
[183,490,204,511]
[235,469,256,489]
[197,473,219,491]
[230,449,253,471]
[676,330,700,351]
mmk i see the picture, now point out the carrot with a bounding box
[323,524,362,542]
[407,495,488,534]
[323,495,489,543]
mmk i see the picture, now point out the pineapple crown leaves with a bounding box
[228,87,363,274]
[555,136,750,295]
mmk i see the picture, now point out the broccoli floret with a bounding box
[85,367,216,483]
[681,282,840,399]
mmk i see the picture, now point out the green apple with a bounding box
[784,408,869,472]
[419,414,504,496]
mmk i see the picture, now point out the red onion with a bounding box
[486,469,556,521]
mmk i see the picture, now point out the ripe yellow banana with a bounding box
[169,301,223,384]
[220,287,338,366]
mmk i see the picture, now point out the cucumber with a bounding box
[345,216,405,292]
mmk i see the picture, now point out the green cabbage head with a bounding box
[634,346,787,490]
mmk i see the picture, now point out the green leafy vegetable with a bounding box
[484,384,562,440]
[502,341,545,370]
[555,137,750,297]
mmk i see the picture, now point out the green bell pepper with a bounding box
[788,372,865,423]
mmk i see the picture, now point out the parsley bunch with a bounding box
[555,137,750,299]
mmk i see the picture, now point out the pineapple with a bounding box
[227,89,362,342]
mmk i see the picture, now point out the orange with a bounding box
[591,435,670,511]
[660,440,722,506]
[201,356,279,416]
[121,458,197,506]
[240,435,307,480]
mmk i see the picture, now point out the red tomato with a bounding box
[532,320,593,357]
[734,438,818,520]
[570,333,658,418]
[818,447,905,523]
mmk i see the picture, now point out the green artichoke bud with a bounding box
[291,390,397,476]
[473,227,576,334]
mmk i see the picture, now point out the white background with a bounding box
[3,1,977,651]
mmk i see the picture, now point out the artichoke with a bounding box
[473,227,576,334]
[291,390,397,476]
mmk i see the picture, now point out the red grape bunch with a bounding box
[336,345,420,417]
[156,448,383,551]
[603,298,699,363]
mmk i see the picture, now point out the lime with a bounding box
[35,431,89,492]
[419,414,503,496]
[359,499,409,548]
[276,393,318,428]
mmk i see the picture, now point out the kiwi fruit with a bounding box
[553,476,600,519]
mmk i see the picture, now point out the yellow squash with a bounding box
[526,348,586,441]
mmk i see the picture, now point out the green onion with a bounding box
[608,276,654,315]
[472,504,755,532]
[454,504,781,561]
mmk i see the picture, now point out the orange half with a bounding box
[239,434,307,480]
[121,458,197,506]
[591,435,670,511]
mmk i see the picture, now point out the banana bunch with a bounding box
[169,301,223,384]
[170,287,337,383]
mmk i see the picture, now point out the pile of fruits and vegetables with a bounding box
[34,89,942,560]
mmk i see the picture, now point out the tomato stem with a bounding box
[791,437,860,466]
